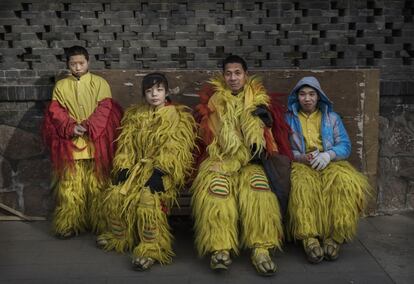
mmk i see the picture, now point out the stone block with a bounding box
[0,191,19,212]
[0,125,43,160]
[0,156,12,188]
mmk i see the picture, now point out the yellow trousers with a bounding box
[192,162,283,256]
[53,160,104,235]
[288,161,370,243]
[100,184,174,264]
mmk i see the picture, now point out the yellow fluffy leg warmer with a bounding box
[322,161,371,243]
[99,186,134,253]
[288,161,370,243]
[238,164,283,250]
[191,168,239,256]
[53,160,101,235]
[129,188,174,265]
[288,162,325,240]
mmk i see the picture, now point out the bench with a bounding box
[57,69,380,215]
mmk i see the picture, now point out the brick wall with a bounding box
[0,0,413,216]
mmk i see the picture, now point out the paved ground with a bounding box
[0,212,413,284]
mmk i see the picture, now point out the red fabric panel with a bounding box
[268,93,293,160]
[83,98,123,178]
[42,100,76,176]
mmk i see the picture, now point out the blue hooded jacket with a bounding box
[285,76,351,162]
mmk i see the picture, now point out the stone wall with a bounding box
[0,0,413,216]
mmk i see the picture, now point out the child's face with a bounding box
[68,55,89,78]
[144,83,167,107]
[298,86,319,114]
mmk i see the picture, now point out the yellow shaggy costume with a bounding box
[99,103,196,264]
[192,76,284,258]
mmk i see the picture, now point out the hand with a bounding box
[251,104,273,128]
[113,168,129,185]
[73,124,87,136]
[310,152,331,171]
[250,143,263,164]
[144,168,165,194]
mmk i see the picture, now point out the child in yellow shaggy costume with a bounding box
[285,76,370,263]
[97,73,196,271]
[192,55,292,276]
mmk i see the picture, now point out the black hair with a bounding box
[142,72,169,97]
[222,55,248,72]
[66,46,89,62]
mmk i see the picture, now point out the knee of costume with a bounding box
[238,164,283,250]
[191,167,239,256]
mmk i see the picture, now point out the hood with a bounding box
[287,76,333,114]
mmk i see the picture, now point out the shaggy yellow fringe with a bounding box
[131,189,174,264]
[191,164,239,256]
[239,164,283,250]
[288,161,371,243]
[99,103,196,263]
[206,75,270,164]
[53,160,103,235]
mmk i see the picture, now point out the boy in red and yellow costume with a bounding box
[42,46,122,238]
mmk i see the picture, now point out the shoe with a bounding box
[55,231,75,239]
[132,256,156,271]
[210,250,232,271]
[303,238,324,264]
[96,234,108,249]
[323,238,340,261]
[251,247,277,276]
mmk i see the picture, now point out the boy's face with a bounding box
[144,83,167,107]
[223,63,248,94]
[298,86,319,114]
[68,55,89,78]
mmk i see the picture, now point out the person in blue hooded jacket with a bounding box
[285,76,370,263]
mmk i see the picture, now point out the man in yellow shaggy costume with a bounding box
[97,73,196,271]
[285,76,370,263]
[192,55,292,276]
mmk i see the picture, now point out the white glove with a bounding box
[310,152,331,171]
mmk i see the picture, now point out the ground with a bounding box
[0,212,413,284]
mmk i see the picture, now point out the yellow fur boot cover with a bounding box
[288,162,325,240]
[239,164,283,250]
[126,187,174,264]
[98,184,134,253]
[191,160,239,256]
[322,161,371,243]
[53,160,100,235]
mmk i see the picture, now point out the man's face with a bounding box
[144,83,167,107]
[223,63,248,94]
[68,55,89,78]
[298,86,319,114]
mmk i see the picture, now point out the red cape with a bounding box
[42,98,123,179]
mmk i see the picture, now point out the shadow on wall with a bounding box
[0,75,55,218]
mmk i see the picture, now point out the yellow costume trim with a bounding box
[288,161,371,243]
